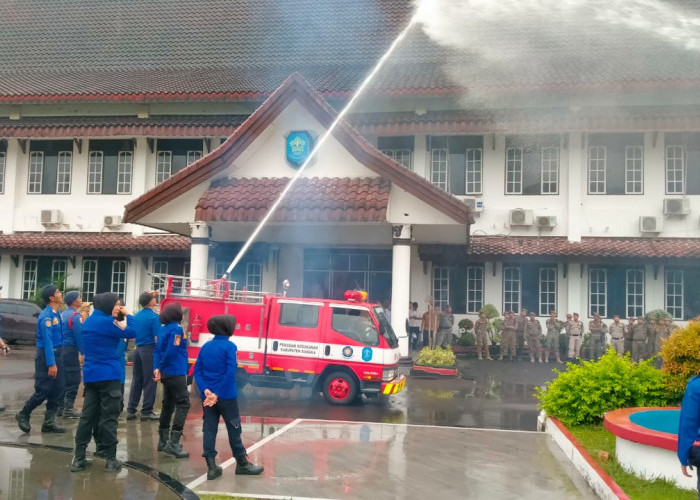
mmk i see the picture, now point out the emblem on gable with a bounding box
[286,131,314,168]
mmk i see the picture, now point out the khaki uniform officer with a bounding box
[567,313,584,359]
[588,314,607,361]
[525,313,543,363]
[624,318,635,355]
[499,311,518,362]
[609,316,625,357]
[545,312,563,364]
[474,313,491,360]
[631,317,648,362]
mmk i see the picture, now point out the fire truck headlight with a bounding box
[382,367,397,382]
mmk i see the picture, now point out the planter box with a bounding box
[411,364,459,377]
[451,345,475,354]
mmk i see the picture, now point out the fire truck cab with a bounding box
[159,276,406,405]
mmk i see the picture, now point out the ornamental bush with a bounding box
[415,347,457,367]
[660,321,700,402]
[535,350,670,426]
[457,331,476,346]
[458,318,473,332]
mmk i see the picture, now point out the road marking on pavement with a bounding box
[198,492,337,500]
[301,417,541,433]
[186,417,302,490]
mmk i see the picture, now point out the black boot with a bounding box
[105,457,123,472]
[63,399,81,419]
[157,428,169,452]
[41,411,66,433]
[205,456,222,480]
[235,455,264,475]
[56,405,64,417]
[163,431,190,458]
[16,410,31,433]
[70,446,91,472]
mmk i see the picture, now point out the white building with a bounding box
[1,0,700,355]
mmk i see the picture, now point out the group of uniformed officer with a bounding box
[472,307,680,363]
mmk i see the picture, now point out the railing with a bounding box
[149,273,269,304]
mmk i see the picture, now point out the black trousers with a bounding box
[93,384,124,452]
[23,348,65,414]
[74,380,122,458]
[61,345,82,406]
[202,398,246,459]
[159,375,190,433]
[127,344,157,414]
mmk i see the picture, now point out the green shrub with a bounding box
[458,318,473,332]
[660,321,700,402]
[536,350,671,426]
[645,309,672,322]
[457,331,476,346]
[415,347,456,367]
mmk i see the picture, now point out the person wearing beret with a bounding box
[59,290,85,418]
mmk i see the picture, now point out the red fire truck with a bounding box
[158,276,406,405]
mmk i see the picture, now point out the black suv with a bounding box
[0,299,42,344]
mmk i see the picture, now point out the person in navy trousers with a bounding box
[194,314,263,479]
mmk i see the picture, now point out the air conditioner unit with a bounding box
[457,196,484,213]
[663,198,690,216]
[40,209,62,226]
[104,215,123,228]
[640,216,662,233]
[536,215,557,229]
[509,208,534,226]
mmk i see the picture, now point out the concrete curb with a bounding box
[544,415,630,500]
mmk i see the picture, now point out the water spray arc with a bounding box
[221,13,419,280]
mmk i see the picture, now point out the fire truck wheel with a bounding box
[322,371,358,405]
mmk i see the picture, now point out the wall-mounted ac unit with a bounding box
[40,209,62,226]
[509,208,534,226]
[457,196,484,213]
[640,216,662,233]
[536,215,557,229]
[663,198,690,216]
[104,215,123,228]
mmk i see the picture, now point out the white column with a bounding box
[189,222,210,290]
[567,263,584,317]
[567,132,583,242]
[391,224,411,358]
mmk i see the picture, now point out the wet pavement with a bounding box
[0,347,595,499]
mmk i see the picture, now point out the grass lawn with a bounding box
[569,424,696,500]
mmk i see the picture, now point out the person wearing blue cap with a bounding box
[59,290,84,418]
[126,291,160,421]
[16,284,66,434]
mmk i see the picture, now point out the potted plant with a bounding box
[412,347,459,377]
[452,318,475,354]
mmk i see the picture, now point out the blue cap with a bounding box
[64,291,81,307]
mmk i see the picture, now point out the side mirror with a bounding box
[33,312,40,318]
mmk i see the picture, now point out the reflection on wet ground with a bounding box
[0,348,587,499]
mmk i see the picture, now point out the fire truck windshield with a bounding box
[373,307,399,348]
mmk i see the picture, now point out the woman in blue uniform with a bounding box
[154,302,191,458]
[194,315,263,479]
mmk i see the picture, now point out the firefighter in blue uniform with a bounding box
[154,302,191,459]
[70,292,135,472]
[16,284,66,433]
[59,291,84,418]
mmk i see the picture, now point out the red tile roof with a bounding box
[196,177,389,223]
[0,232,190,254]
[422,237,700,260]
[124,73,472,227]
[0,115,245,138]
[1,0,699,103]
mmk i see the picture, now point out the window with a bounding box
[155,139,204,184]
[278,302,319,328]
[246,262,262,292]
[541,147,559,194]
[331,306,379,346]
[56,151,72,193]
[431,148,448,190]
[27,140,74,194]
[588,134,644,195]
[505,148,523,194]
[626,269,645,318]
[625,146,643,194]
[505,136,560,195]
[432,266,449,311]
[378,136,414,170]
[82,259,98,302]
[466,266,484,314]
[152,259,168,291]
[666,145,684,194]
[183,261,191,278]
[117,152,133,194]
[538,267,557,316]
[503,266,521,313]
[465,148,482,194]
[589,268,607,317]
[51,259,67,287]
[0,147,6,194]
[111,260,128,295]
[22,258,38,299]
[88,151,103,194]
[665,270,684,320]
